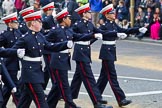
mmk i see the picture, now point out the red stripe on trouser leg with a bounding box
[47,55,56,82]
[55,70,67,102]
[11,93,18,106]
[28,83,41,108]
[79,62,97,103]
[103,60,121,102]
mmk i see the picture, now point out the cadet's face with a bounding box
[106,13,116,20]
[64,16,71,27]
[32,19,42,32]
[86,12,92,20]
[10,22,19,29]
[47,9,53,15]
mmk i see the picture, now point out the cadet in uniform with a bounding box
[41,2,57,90]
[96,4,147,107]
[45,8,103,108]
[13,11,73,108]
[19,6,35,34]
[42,2,57,32]
[0,48,25,107]
[0,12,23,107]
[70,3,116,108]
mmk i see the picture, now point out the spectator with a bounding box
[68,0,80,25]
[122,19,130,29]
[155,0,162,12]
[146,0,157,11]
[89,0,103,26]
[134,6,145,27]
[2,0,14,16]
[76,0,88,6]
[62,0,70,9]
[103,0,110,7]
[112,0,119,8]
[14,0,25,14]
[39,0,51,7]
[143,6,153,35]
[116,0,128,22]
[139,0,147,8]
[29,0,35,6]
[33,0,40,11]
[150,8,161,40]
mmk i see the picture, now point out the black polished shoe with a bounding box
[118,99,132,107]
[64,103,81,108]
[98,99,108,104]
[94,103,113,108]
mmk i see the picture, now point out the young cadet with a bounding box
[70,3,119,108]
[45,8,102,108]
[0,48,25,107]
[96,4,147,107]
[42,2,57,32]
[19,6,35,34]
[0,12,23,107]
[12,10,73,108]
[41,2,57,91]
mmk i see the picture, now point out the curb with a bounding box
[126,37,162,44]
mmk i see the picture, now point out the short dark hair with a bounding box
[57,16,68,24]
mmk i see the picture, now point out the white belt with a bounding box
[23,56,42,62]
[102,41,116,45]
[59,49,69,53]
[75,41,90,45]
[22,56,45,71]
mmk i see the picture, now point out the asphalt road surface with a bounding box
[1,24,162,108]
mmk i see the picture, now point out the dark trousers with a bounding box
[97,60,126,103]
[70,61,102,105]
[2,70,20,108]
[42,54,51,90]
[47,69,77,108]
[17,83,49,108]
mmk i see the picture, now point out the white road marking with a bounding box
[46,71,162,97]
[45,87,162,97]
[68,71,162,82]
[123,39,162,46]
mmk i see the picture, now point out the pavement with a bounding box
[1,22,161,108]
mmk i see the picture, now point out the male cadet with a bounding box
[19,6,35,34]
[41,2,57,90]
[45,8,102,108]
[70,3,118,108]
[42,2,57,33]
[12,10,74,108]
[0,48,25,107]
[0,12,23,107]
[96,4,147,107]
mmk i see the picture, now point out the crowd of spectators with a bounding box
[0,0,162,40]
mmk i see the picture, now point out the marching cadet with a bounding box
[96,4,147,107]
[42,2,57,33]
[70,3,117,108]
[0,12,23,107]
[41,2,57,90]
[45,8,103,108]
[0,48,25,107]
[19,6,35,34]
[12,10,73,108]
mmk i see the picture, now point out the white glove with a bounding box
[67,40,73,48]
[117,33,127,39]
[11,87,17,93]
[17,49,25,58]
[94,33,103,40]
[139,27,147,33]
